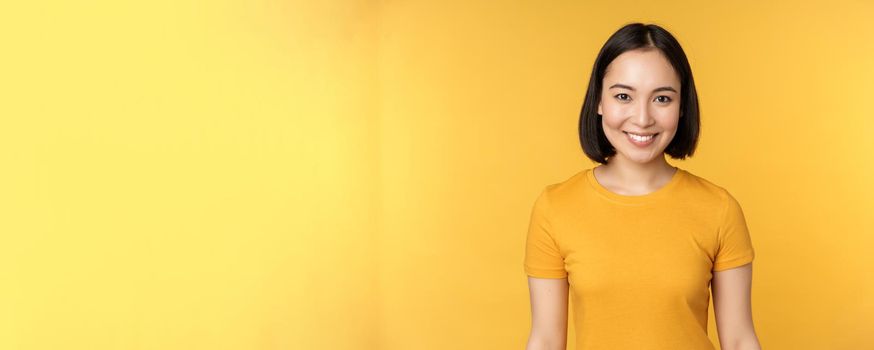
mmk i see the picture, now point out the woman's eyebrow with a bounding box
[608,83,677,93]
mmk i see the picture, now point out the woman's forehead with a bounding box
[604,50,680,88]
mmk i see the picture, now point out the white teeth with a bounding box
[627,133,654,141]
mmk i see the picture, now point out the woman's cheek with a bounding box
[604,105,627,122]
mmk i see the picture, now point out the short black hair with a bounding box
[579,22,700,164]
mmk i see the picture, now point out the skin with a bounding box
[526,277,568,350]
[713,263,761,350]
[527,48,761,350]
[595,47,681,191]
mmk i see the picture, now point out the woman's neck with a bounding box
[595,156,677,194]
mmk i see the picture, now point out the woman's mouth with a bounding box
[624,131,658,147]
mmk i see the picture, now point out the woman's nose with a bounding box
[632,100,655,125]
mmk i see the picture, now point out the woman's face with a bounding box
[598,48,681,165]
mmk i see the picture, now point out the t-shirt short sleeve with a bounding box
[713,190,756,271]
[523,187,568,278]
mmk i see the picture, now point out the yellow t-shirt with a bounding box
[524,167,755,350]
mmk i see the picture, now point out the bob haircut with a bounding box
[579,22,700,164]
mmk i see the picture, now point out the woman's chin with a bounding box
[616,149,665,164]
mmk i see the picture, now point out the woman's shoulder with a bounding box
[541,168,589,196]
[534,168,595,212]
[538,167,737,207]
[678,168,735,202]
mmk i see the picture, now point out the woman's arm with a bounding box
[712,262,762,350]
[526,276,569,350]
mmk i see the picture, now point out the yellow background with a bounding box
[1,0,872,349]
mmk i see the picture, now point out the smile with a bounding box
[624,131,658,147]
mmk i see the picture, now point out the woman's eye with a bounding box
[656,96,672,103]
[615,93,630,101]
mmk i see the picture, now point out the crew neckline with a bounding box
[585,166,685,205]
